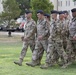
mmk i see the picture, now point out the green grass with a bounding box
[0,35,76,75]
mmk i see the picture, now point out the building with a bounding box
[50,0,58,10]
[50,0,76,16]
[0,0,3,13]
[58,0,76,15]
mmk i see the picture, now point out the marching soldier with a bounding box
[14,10,36,66]
[44,13,50,29]
[26,10,49,67]
[62,10,70,50]
[40,10,59,69]
[66,8,76,64]
[41,11,69,69]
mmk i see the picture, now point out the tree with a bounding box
[0,0,21,36]
[16,0,31,15]
[73,0,76,1]
[31,0,54,21]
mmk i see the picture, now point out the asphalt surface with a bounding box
[0,31,24,36]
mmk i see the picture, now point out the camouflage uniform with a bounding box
[56,19,68,66]
[62,18,72,64]
[66,17,76,63]
[41,19,68,69]
[14,19,36,66]
[62,18,70,50]
[46,19,59,65]
[33,19,49,61]
[26,18,49,66]
[58,18,70,64]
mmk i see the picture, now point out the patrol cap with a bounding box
[51,10,58,14]
[37,10,44,14]
[71,8,76,12]
[44,13,50,17]
[25,10,32,14]
[58,11,65,15]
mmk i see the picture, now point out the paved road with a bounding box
[0,31,24,36]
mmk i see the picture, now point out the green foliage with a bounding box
[73,0,76,1]
[31,0,54,21]
[16,0,31,15]
[0,0,21,27]
[0,35,76,75]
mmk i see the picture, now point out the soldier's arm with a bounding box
[66,21,70,37]
[61,26,66,36]
[49,22,56,40]
[42,21,49,37]
[26,21,36,39]
[73,22,76,38]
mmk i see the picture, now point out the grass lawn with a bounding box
[0,34,76,75]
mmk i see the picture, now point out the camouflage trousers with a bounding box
[46,39,68,65]
[62,37,67,50]
[32,39,48,63]
[46,40,57,64]
[20,39,35,60]
[66,40,76,62]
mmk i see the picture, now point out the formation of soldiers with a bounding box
[14,8,76,69]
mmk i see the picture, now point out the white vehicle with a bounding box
[15,16,26,32]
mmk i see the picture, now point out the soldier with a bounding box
[44,13,50,29]
[40,10,59,69]
[61,11,71,64]
[66,8,76,64]
[44,13,50,20]
[62,10,70,50]
[41,11,69,69]
[26,10,49,67]
[14,10,36,66]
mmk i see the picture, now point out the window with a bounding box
[58,1,61,6]
[66,0,70,6]
[61,1,62,6]
[66,1,67,6]
[68,0,70,6]
[58,1,62,7]
[74,1,76,6]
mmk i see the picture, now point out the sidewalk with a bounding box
[0,31,24,36]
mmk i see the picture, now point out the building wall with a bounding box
[50,0,58,10]
[50,0,76,16]
[0,0,3,13]
[58,0,76,16]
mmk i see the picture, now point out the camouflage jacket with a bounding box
[69,17,76,40]
[37,19,49,40]
[24,19,36,40]
[64,18,70,37]
[49,19,66,40]
[49,19,58,40]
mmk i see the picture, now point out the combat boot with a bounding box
[26,60,41,67]
[61,64,68,69]
[14,59,23,66]
[58,62,64,66]
[40,63,52,69]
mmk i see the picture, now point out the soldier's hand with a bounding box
[24,37,28,41]
[21,36,24,41]
[73,36,76,40]
[38,36,43,41]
